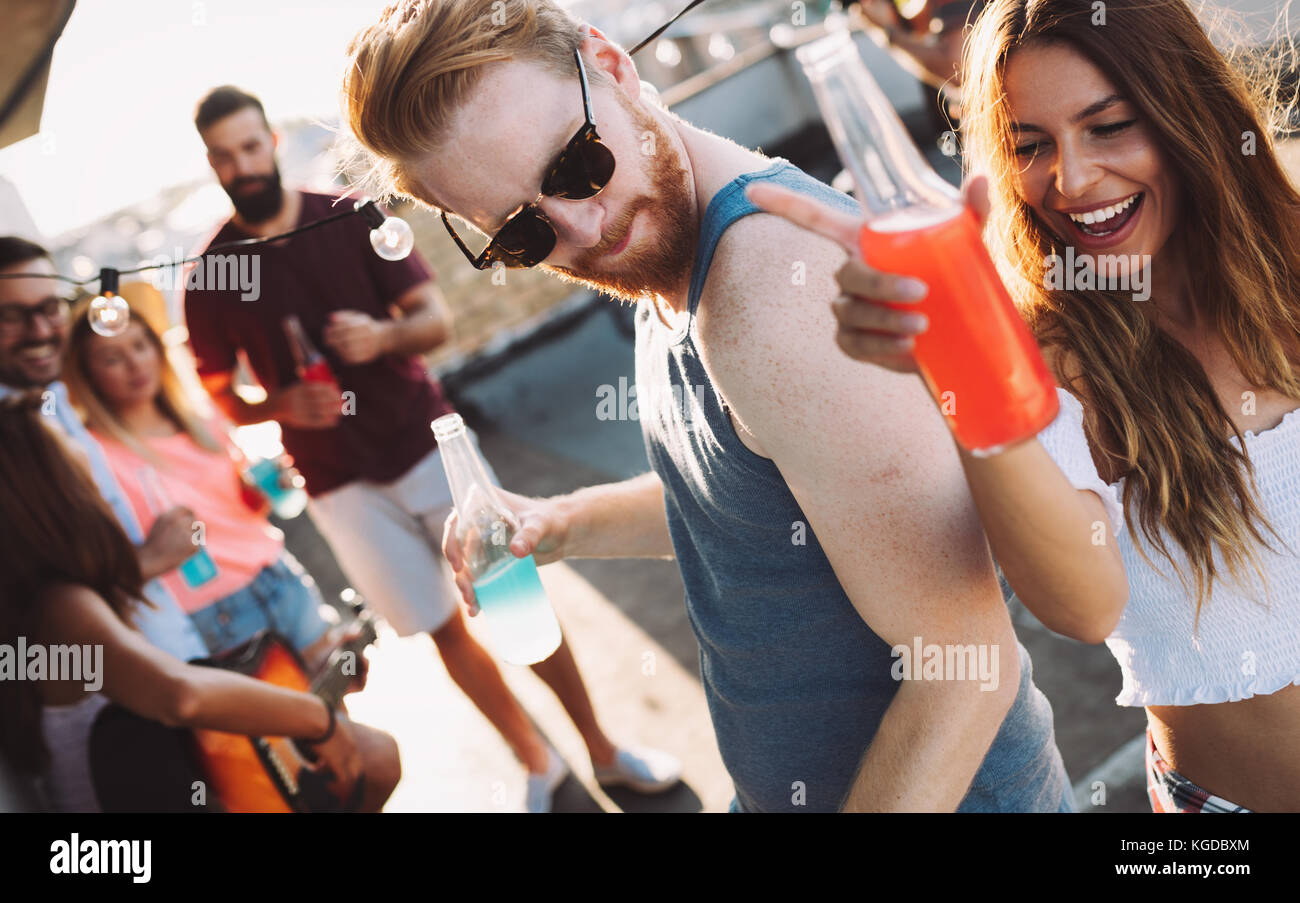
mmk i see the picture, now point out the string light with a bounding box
[6,0,749,327]
[0,200,413,331]
[88,267,129,337]
[370,217,415,260]
[355,198,416,261]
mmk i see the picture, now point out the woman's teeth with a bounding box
[1067,193,1141,234]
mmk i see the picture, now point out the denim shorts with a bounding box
[188,553,332,657]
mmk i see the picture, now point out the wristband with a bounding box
[305,696,336,745]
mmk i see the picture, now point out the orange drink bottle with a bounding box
[797,30,1058,454]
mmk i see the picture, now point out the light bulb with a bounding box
[897,0,928,20]
[708,33,735,61]
[655,39,682,67]
[88,293,130,337]
[369,216,415,261]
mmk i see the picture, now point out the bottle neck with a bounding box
[437,427,503,519]
[285,316,321,358]
[436,424,519,579]
[804,31,960,219]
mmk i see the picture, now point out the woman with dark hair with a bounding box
[0,392,399,811]
[750,0,1299,811]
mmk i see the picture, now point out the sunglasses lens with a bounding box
[490,209,557,268]
[545,132,616,200]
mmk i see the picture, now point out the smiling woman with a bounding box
[955,0,1300,812]
[961,0,1300,609]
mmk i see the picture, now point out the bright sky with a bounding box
[0,0,440,238]
[4,0,1286,240]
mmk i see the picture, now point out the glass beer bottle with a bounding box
[282,314,337,385]
[433,413,562,665]
[797,29,1058,454]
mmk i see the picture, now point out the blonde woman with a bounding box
[63,299,340,667]
[751,0,1300,812]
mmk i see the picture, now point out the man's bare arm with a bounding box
[741,180,1128,644]
[381,279,453,356]
[557,472,675,560]
[442,472,675,613]
[699,213,1020,811]
[321,279,452,365]
[447,471,674,569]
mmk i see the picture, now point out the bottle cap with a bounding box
[432,413,464,441]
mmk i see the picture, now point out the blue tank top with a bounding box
[634,157,1074,812]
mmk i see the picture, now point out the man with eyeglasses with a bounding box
[345,1,1074,812]
[0,236,210,662]
[183,86,681,812]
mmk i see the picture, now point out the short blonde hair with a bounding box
[340,0,591,208]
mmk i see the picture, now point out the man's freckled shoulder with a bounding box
[699,211,846,335]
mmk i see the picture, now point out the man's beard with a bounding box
[542,100,699,305]
[224,163,285,223]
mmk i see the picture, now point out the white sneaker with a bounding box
[592,746,682,794]
[524,746,568,813]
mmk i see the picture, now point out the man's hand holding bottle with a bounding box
[270,381,342,429]
[441,487,572,616]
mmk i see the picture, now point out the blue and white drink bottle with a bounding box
[433,413,562,666]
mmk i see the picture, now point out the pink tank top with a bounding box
[92,428,284,614]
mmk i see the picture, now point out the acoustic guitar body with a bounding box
[190,634,316,813]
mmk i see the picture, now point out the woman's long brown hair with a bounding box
[961,0,1300,619]
[0,392,145,773]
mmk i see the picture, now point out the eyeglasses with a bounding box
[0,296,71,337]
[441,47,616,270]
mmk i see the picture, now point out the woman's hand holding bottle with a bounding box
[748,174,1128,639]
[744,175,992,377]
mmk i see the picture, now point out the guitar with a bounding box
[189,604,379,813]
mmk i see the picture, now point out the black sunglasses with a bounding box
[441,47,617,270]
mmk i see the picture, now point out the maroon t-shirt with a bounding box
[184,190,454,496]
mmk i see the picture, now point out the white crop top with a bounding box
[1035,388,1300,707]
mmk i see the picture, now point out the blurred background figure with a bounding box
[850,0,984,107]
[183,85,681,812]
[60,294,343,668]
[0,390,400,813]
[0,237,211,661]
[843,0,984,166]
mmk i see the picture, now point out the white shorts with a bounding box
[307,431,497,637]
